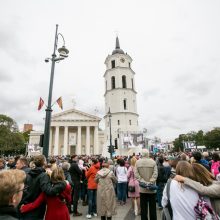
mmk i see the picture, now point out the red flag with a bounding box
[38,97,44,111]
[56,97,63,110]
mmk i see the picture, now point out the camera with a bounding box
[45,58,50,63]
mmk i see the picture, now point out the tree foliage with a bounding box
[173,128,220,151]
[204,129,220,149]
[0,114,26,154]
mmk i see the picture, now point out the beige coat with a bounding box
[95,168,117,217]
[184,178,220,215]
[134,157,158,193]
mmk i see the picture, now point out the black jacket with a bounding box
[0,205,18,220]
[69,161,82,183]
[19,167,66,220]
[157,163,167,183]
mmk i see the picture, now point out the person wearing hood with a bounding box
[85,158,100,219]
[95,162,117,220]
[18,155,66,220]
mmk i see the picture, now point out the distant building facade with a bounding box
[29,109,105,156]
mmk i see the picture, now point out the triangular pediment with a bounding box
[52,108,101,122]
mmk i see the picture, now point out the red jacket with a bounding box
[21,183,71,220]
[86,163,100,189]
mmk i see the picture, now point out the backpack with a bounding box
[194,196,220,220]
[211,161,220,177]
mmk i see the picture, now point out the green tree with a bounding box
[0,114,25,155]
[204,129,220,149]
[173,134,186,151]
[0,114,18,132]
[195,130,204,146]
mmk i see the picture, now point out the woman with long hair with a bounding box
[127,156,140,215]
[162,161,211,220]
[174,162,220,215]
[20,168,71,220]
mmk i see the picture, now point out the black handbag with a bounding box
[128,185,135,192]
[128,167,135,192]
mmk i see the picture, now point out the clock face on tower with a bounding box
[120,58,125,63]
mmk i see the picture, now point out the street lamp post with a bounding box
[108,108,113,159]
[42,24,69,158]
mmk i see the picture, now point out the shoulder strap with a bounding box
[166,178,171,200]
[165,178,173,218]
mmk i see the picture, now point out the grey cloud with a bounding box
[142,88,161,100]
[0,68,12,82]
[0,20,38,65]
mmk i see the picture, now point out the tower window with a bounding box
[129,62,131,68]
[111,76,115,89]
[111,60,115,68]
[129,120,131,125]
[123,99,127,110]
[131,78,134,90]
[122,75,127,88]
[118,120,120,125]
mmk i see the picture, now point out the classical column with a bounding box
[94,126,99,155]
[54,126,59,155]
[49,128,53,155]
[86,126,90,155]
[63,126,68,156]
[76,126,81,155]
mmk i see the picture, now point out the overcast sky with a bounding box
[0,0,220,142]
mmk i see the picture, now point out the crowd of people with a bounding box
[0,150,220,220]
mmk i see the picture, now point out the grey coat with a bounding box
[184,178,220,215]
[134,157,158,193]
[95,168,117,217]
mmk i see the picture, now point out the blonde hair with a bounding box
[50,168,65,183]
[0,169,26,206]
[192,163,215,186]
[130,156,137,167]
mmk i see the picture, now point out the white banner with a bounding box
[69,133,77,145]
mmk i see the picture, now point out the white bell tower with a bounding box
[104,37,139,154]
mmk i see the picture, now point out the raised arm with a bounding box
[40,173,66,196]
[174,175,220,198]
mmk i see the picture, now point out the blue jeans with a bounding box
[87,189,97,215]
[117,182,127,202]
[157,182,165,207]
